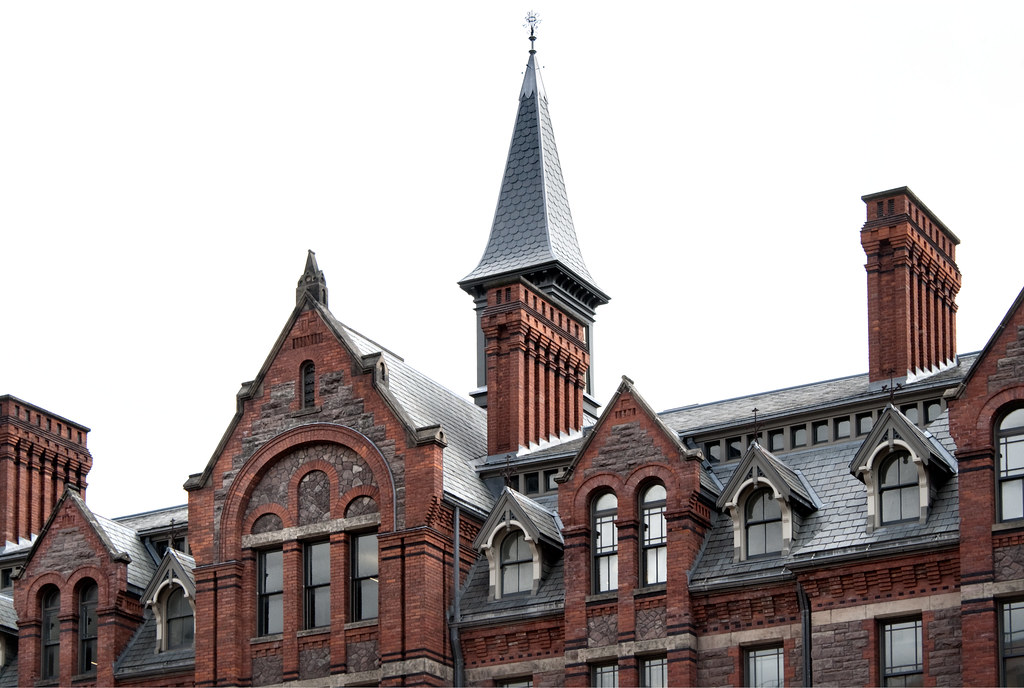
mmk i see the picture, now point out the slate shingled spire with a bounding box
[460,27,608,411]
[296,249,328,307]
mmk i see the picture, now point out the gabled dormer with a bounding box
[472,488,563,599]
[717,443,818,561]
[139,549,195,655]
[849,404,956,533]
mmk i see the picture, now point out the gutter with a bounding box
[797,581,812,686]
[450,505,465,688]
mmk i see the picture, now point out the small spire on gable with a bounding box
[296,250,328,308]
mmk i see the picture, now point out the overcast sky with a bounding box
[2,2,1023,519]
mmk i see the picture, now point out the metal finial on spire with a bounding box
[524,11,540,52]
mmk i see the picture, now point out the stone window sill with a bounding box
[250,633,283,645]
[993,520,1024,533]
[586,591,617,605]
[298,627,330,638]
[633,583,666,598]
[345,618,378,631]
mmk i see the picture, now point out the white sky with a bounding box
[2,2,1023,519]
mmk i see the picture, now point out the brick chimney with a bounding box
[861,187,961,387]
[0,395,92,543]
[481,281,589,455]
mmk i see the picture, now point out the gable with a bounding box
[717,442,818,513]
[850,405,956,480]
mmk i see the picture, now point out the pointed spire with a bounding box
[459,20,608,314]
[296,250,328,307]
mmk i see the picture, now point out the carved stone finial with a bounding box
[296,250,329,308]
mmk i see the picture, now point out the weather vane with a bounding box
[524,11,540,48]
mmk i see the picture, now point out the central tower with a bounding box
[460,19,609,454]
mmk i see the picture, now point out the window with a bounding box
[41,588,60,680]
[304,541,330,629]
[497,679,533,688]
[813,421,829,444]
[544,469,559,491]
[0,567,12,592]
[900,404,919,425]
[592,493,618,593]
[301,361,316,408]
[705,441,722,462]
[78,582,98,674]
[1003,600,1024,686]
[745,488,782,558]
[727,437,743,460]
[166,587,194,650]
[768,429,784,452]
[352,532,378,621]
[835,417,851,439]
[879,451,919,524]
[640,655,667,688]
[523,472,540,495]
[925,401,942,424]
[857,412,874,436]
[500,531,532,596]
[880,618,923,686]
[591,662,619,687]
[791,426,807,448]
[745,645,783,687]
[998,408,1024,521]
[258,549,283,635]
[640,484,667,586]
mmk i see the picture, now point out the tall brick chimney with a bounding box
[0,395,92,544]
[481,281,589,455]
[861,187,962,387]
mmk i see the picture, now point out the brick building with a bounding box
[3,32,1024,688]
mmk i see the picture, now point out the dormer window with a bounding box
[500,531,532,596]
[998,408,1024,521]
[849,405,954,534]
[165,587,195,651]
[745,488,783,558]
[879,451,919,525]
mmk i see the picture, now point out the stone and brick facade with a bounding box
[3,30,1024,688]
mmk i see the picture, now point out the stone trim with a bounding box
[241,514,379,549]
[811,591,960,625]
[696,623,800,650]
[465,656,565,684]
[380,657,452,682]
[962,580,1024,600]
[564,633,693,664]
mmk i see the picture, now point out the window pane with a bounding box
[645,546,667,585]
[835,418,851,439]
[265,593,283,635]
[769,430,784,452]
[1005,656,1024,688]
[765,521,783,554]
[262,550,283,593]
[356,535,378,578]
[593,664,618,688]
[747,646,783,687]
[791,427,807,447]
[643,484,666,504]
[1003,480,1024,520]
[883,619,922,680]
[901,487,919,521]
[641,656,667,688]
[598,553,618,591]
[310,585,330,628]
[1003,438,1024,474]
[357,578,378,620]
[813,421,829,444]
[1002,409,1024,431]
[882,489,901,522]
[748,523,766,557]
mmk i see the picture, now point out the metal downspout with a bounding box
[450,505,465,687]
[797,581,812,686]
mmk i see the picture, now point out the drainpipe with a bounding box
[450,505,465,687]
[796,581,812,686]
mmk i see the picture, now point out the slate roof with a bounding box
[0,656,17,688]
[114,504,189,534]
[0,593,15,631]
[660,354,978,437]
[323,313,493,515]
[94,514,159,591]
[460,48,606,305]
[458,552,565,625]
[113,611,195,680]
[690,416,960,591]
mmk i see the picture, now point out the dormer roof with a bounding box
[849,404,957,480]
[472,487,563,551]
[717,442,819,513]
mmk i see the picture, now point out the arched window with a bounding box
[78,581,98,674]
[998,408,1024,521]
[165,587,194,651]
[640,483,667,586]
[879,451,919,524]
[592,492,618,593]
[745,488,782,558]
[41,588,60,680]
[500,530,532,596]
[301,361,316,408]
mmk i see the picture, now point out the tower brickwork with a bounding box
[861,187,962,385]
[0,396,91,544]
